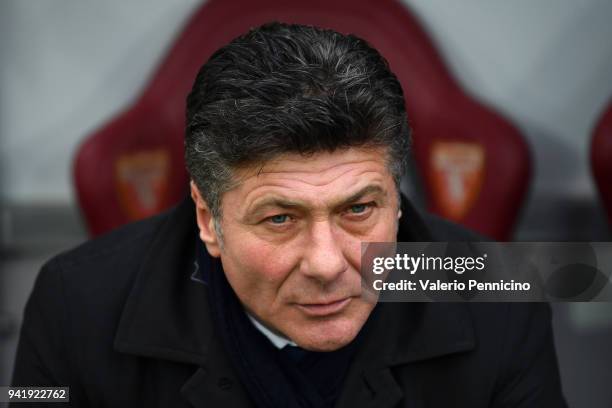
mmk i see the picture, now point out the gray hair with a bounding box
[185,22,411,234]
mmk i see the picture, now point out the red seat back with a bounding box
[591,100,612,222]
[74,0,530,239]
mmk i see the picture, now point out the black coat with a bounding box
[11,197,567,407]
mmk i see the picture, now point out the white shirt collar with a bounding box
[246,312,297,349]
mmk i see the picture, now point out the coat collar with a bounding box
[113,195,475,407]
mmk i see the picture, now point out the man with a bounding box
[12,23,566,407]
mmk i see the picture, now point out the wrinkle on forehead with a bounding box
[221,148,398,221]
[233,147,390,187]
[247,165,384,191]
[243,173,389,212]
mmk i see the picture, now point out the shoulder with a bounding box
[422,213,489,241]
[12,207,181,388]
[464,302,553,343]
[398,194,489,242]
[26,203,188,341]
[22,212,171,345]
[46,210,169,296]
[55,209,167,268]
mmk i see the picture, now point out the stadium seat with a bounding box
[74,0,531,239]
[591,99,612,223]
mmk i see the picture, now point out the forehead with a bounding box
[226,147,396,207]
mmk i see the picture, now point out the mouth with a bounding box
[295,297,352,317]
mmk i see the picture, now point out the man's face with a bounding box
[193,147,400,351]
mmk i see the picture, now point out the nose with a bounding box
[300,220,349,284]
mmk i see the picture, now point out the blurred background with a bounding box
[1,0,612,407]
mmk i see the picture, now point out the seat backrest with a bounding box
[74,0,531,239]
[591,99,612,223]
[73,100,188,236]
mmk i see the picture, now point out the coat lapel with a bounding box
[112,198,253,407]
[113,197,208,365]
[179,349,253,407]
[335,301,475,408]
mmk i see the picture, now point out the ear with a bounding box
[190,181,221,258]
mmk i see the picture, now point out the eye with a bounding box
[345,202,375,219]
[267,214,290,224]
[349,203,369,214]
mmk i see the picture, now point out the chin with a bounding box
[292,315,365,352]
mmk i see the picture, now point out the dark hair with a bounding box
[185,22,410,221]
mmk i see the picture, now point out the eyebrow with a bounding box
[338,185,386,208]
[244,184,387,220]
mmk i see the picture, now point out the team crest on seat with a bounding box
[115,149,170,221]
[430,141,485,221]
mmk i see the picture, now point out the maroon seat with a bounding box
[591,100,612,223]
[74,0,531,239]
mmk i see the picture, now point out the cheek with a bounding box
[223,233,299,288]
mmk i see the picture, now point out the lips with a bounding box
[295,297,352,317]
